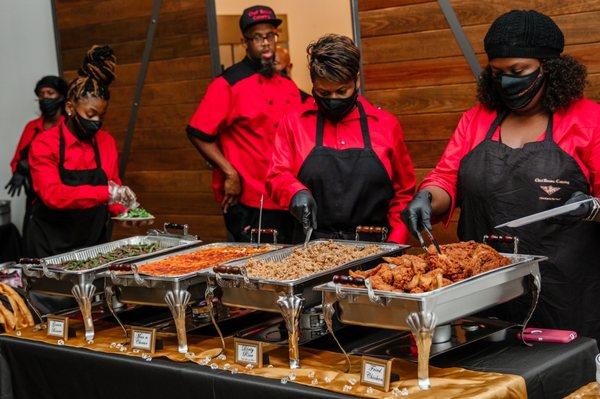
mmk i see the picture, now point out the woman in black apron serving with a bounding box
[6,76,67,244]
[27,45,138,259]
[267,34,416,244]
[402,11,600,344]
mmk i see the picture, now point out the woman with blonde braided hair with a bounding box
[26,45,138,257]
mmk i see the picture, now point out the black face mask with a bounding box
[71,113,102,141]
[493,68,545,110]
[39,97,63,117]
[313,88,358,122]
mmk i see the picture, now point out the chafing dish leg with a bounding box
[165,289,191,354]
[323,297,351,373]
[520,273,542,347]
[407,311,437,390]
[205,284,226,358]
[104,283,127,337]
[20,278,45,327]
[276,294,304,369]
[71,283,96,341]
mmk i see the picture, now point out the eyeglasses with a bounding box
[245,32,279,44]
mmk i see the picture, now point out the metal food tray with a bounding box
[17,234,201,341]
[314,253,546,390]
[34,235,201,274]
[105,242,283,354]
[208,239,407,368]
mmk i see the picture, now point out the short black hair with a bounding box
[477,55,588,112]
[307,34,360,83]
[35,76,68,98]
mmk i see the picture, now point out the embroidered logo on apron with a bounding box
[535,178,570,201]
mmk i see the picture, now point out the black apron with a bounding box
[20,126,41,242]
[457,110,600,342]
[26,124,111,258]
[296,102,395,241]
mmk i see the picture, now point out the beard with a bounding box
[259,58,275,78]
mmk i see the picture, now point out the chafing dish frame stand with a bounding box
[19,225,199,341]
[209,239,406,370]
[320,237,543,390]
[106,242,276,355]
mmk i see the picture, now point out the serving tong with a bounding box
[416,226,442,255]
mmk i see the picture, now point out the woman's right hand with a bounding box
[108,181,139,209]
[222,171,241,213]
[401,190,433,239]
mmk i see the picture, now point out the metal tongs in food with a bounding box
[303,227,313,248]
[417,226,442,254]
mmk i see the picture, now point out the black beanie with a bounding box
[34,75,68,98]
[484,10,564,60]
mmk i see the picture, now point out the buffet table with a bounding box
[3,237,598,398]
[0,325,596,399]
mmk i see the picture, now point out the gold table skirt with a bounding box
[4,323,526,399]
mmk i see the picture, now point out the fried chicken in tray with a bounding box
[349,241,511,294]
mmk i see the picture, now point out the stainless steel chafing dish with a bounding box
[314,248,545,390]
[14,223,200,340]
[208,239,407,368]
[104,242,282,354]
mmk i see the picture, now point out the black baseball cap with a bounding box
[239,5,282,33]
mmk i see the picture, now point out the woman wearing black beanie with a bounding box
[402,10,600,343]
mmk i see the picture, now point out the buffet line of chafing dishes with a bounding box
[2,224,545,391]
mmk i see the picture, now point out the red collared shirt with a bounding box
[10,116,63,173]
[187,57,302,210]
[421,98,600,223]
[28,120,125,215]
[266,96,416,244]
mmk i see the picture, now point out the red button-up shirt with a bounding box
[266,96,416,244]
[10,116,63,173]
[29,120,125,215]
[421,98,600,224]
[187,57,301,210]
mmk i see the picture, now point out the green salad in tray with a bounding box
[58,243,159,271]
[116,207,154,220]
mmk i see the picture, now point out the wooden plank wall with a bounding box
[359,0,600,244]
[55,0,226,242]
[53,1,600,245]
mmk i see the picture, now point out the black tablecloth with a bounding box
[0,332,597,399]
[431,335,599,398]
[0,224,22,263]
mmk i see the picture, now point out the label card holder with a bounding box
[361,356,396,392]
[234,338,269,367]
[46,316,75,341]
[130,327,162,353]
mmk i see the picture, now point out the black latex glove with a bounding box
[552,191,600,224]
[5,172,28,197]
[401,190,433,241]
[16,159,29,175]
[289,190,317,231]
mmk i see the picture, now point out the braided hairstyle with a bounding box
[307,34,360,83]
[67,45,116,102]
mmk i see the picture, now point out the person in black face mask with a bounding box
[266,34,416,244]
[6,75,67,239]
[402,10,600,346]
[26,45,138,259]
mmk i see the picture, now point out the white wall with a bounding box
[0,0,58,231]
[216,0,353,93]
